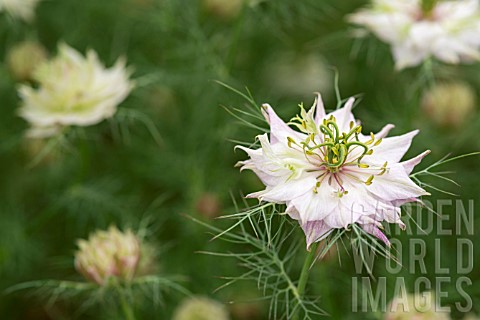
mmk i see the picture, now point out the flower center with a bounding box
[417,0,440,21]
[286,105,388,196]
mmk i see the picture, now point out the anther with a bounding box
[287,137,296,148]
[374,138,383,146]
[365,175,374,185]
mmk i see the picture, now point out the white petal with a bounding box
[400,150,430,175]
[367,198,404,226]
[392,44,428,70]
[236,134,315,186]
[290,183,338,222]
[324,97,356,132]
[321,191,376,228]
[300,220,333,250]
[366,164,429,201]
[285,203,300,220]
[247,174,317,203]
[323,204,363,228]
[313,93,326,123]
[348,11,414,43]
[375,124,395,139]
[261,104,305,145]
[366,130,419,164]
[356,124,394,145]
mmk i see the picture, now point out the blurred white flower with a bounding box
[173,296,230,320]
[422,82,476,128]
[75,226,141,286]
[6,40,48,81]
[349,0,480,69]
[0,0,42,21]
[237,94,429,249]
[385,291,451,320]
[18,43,133,138]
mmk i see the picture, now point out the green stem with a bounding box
[293,242,319,320]
[297,242,319,297]
[118,287,136,320]
[421,0,437,15]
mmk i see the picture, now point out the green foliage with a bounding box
[0,0,479,319]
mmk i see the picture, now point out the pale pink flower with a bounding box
[348,0,480,70]
[237,94,429,249]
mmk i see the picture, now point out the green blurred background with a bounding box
[0,0,479,319]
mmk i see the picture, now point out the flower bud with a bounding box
[130,0,154,7]
[421,82,476,128]
[195,192,222,219]
[263,51,331,99]
[384,291,450,320]
[146,85,179,120]
[229,289,263,320]
[173,296,230,320]
[74,226,142,285]
[202,0,245,20]
[6,41,48,82]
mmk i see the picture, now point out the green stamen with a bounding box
[289,112,385,184]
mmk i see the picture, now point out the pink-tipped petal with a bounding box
[375,124,395,139]
[362,224,391,247]
[300,220,333,251]
[261,103,304,144]
[401,150,431,175]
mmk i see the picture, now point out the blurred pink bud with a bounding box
[74,226,141,285]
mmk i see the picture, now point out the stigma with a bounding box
[286,106,389,194]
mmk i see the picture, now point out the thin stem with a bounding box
[117,285,136,320]
[293,242,319,320]
[297,242,319,297]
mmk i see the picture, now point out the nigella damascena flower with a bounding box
[237,94,430,249]
[74,226,142,286]
[18,43,133,138]
[348,0,480,70]
[0,0,42,21]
